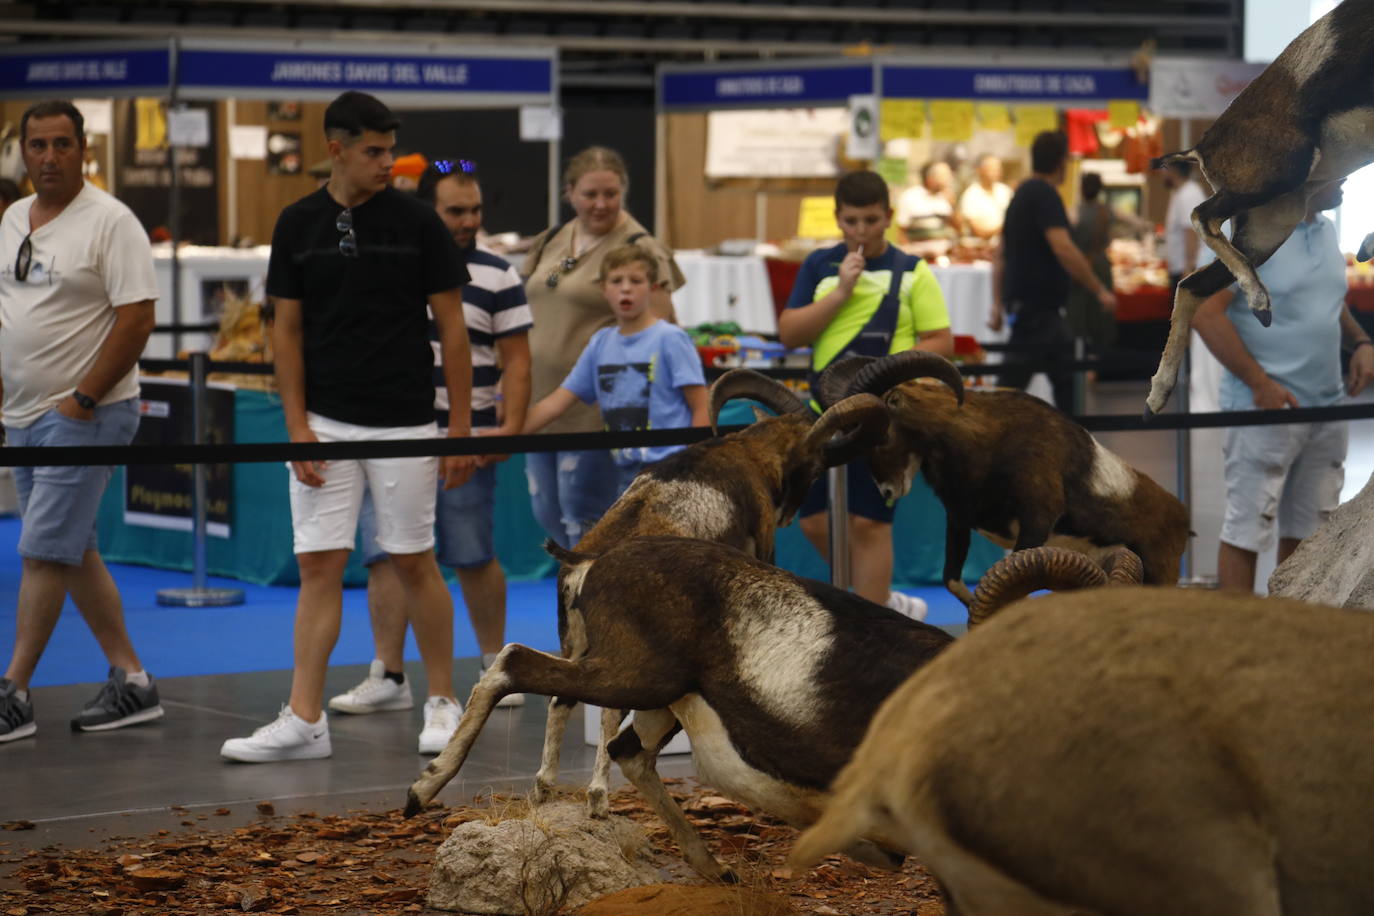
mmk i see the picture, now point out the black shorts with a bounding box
[799,456,896,524]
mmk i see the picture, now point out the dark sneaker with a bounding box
[0,678,35,743]
[70,667,165,732]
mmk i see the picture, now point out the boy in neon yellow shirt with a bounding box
[778,170,954,618]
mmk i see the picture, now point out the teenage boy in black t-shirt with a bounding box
[991,130,1117,411]
[221,91,475,763]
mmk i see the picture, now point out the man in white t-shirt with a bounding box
[0,101,160,744]
[1163,160,1208,287]
[896,161,960,244]
[957,153,1013,241]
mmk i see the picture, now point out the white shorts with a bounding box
[288,412,439,556]
[1221,420,1348,554]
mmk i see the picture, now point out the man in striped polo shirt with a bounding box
[334,161,534,742]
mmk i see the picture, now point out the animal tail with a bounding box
[1150,148,1198,171]
[543,539,598,566]
[789,795,876,871]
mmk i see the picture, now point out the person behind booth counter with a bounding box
[333,159,535,730]
[777,170,953,620]
[0,100,160,744]
[520,146,685,548]
[221,91,476,763]
[990,130,1117,412]
[1192,179,1374,593]
[523,244,707,495]
[895,160,961,245]
[957,153,1012,242]
[1066,171,1118,361]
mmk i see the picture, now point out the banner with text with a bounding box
[660,64,874,109]
[0,45,171,97]
[881,64,1147,104]
[124,380,235,538]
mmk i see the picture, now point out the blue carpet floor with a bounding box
[0,517,971,688]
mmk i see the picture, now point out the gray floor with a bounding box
[1,658,695,855]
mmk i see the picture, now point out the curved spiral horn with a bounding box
[708,368,810,433]
[967,547,1109,627]
[814,356,877,410]
[804,393,890,468]
[1102,547,1145,586]
[848,350,965,405]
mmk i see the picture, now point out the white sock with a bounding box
[481,652,500,670]
[124,669,150,687]
[15,688,28,703]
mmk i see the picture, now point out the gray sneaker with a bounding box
[71,667,165,732]
[0,678,35,743]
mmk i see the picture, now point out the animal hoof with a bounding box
[718,867,740,885]
[1252,306,1272,328]
[531,779,553,804]
[1142,403,1155,421]
[403,789,423,819]
[586,788,610,819]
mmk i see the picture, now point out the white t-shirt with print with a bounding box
[0,182,158,428]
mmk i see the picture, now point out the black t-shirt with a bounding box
[1001,177,1071,313]
[266,186,468,426]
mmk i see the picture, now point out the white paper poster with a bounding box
[72,98,113,135]
[1149,58,1267,119]
[229,124,267,160]
[705,107,848,179]
[846,94,880,161]
[519,105,562,142]
[167,107,210,148]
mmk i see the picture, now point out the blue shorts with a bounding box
[799,456,897,524]
[359,463,497,569]
[6,398,140,566]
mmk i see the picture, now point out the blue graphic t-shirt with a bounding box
[561,319,705,466]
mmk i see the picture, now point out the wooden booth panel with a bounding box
[224,100,330,247]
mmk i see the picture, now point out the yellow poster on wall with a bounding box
[930,100,975,142]
[879,99,924,142]
[797,196,840,239]
[1108,100,1141,129]
[976,103,1011,132]
[135,98,167,150]
[1014,105,1059,148]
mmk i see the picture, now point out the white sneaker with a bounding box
[221,706,331,763]
[418,696,462,755]
[328,660,414,714]
[886,590,929,623]
[480,667,525,708]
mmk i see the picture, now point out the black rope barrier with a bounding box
[6,400,1374,468]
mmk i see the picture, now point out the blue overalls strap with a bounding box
[807,251,920,396]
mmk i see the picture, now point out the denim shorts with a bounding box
[1221,420,1347,553]
[6,398,140,566]
[799,456,897,524]
[359,463,497,569]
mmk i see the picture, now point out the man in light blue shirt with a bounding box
[1194,179,1374,592]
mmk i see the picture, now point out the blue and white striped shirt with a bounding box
[430,244,533,431]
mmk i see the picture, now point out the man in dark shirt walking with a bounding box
[222,91,475,762]
[991,130,1117,411]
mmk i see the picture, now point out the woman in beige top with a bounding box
[522,146,685,546]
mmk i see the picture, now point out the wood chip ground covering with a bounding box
[0,779,945,915]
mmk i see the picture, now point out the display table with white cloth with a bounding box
[150,245,272,357]
[671,252,778,333]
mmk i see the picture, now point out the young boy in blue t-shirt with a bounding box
[524,244,708,495]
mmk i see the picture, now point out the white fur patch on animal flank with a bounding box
[562,561,593,612]
[1282,15,1335,85]
[669,693,826,827]
[723,581,832,730]
[1088,438,1135,500]
[1314,108,1374,180]
[647,479,738,540]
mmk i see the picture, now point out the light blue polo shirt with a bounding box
[1202,216,1347,410]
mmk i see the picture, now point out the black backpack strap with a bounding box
[523,220,572,279]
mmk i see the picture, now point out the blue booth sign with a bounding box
[177,45,554,104]
[660,64,874,109]
[0,46,172,96]
[881,65,1147,103]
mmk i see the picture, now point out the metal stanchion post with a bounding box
[1175,347,1206,586]
[157,352,245,607]
[1072,335,1087,416]
[827,464,851,590]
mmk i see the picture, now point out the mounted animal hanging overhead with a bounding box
[1143,0,1374,417]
